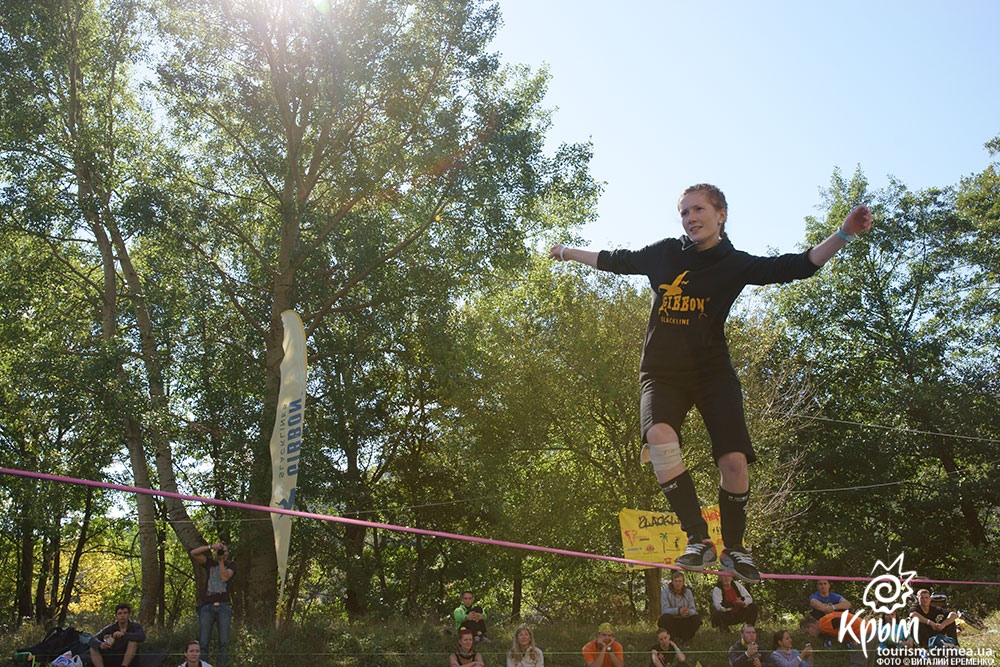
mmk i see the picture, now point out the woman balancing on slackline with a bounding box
[550,184,872,584]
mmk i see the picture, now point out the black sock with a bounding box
[719,486,750,550]
[660,471,708,541]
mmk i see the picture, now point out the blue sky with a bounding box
[491,1,1000,256]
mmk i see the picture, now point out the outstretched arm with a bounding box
[549,243,599,268]
[807,205,872,267]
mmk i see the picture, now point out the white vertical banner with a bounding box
[269,310,306,622]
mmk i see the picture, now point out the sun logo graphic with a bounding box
[862,553,916,614]
[837,553,921,658]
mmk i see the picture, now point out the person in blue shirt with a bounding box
[809,579,851,620]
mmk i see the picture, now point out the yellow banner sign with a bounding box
[618,506,722,570]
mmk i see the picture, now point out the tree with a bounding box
[438,253,814,622]
[764,167,1000,593]
[0,226,117,626]
[152,0,595,623]
[0,0,214,624]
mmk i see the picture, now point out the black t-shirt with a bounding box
[598,237,818,377]
[911,603,948,625]
[650,643,685,667]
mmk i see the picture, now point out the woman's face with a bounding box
[778,632,792,648]
[459,634,475,652]
[185,644,201,663]
[679,190,726,249]
[517,628,532,648]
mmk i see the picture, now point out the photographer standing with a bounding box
[190,542,236,667]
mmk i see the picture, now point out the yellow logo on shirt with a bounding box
[657,271,707,324]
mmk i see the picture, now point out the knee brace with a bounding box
[640,440,683,473]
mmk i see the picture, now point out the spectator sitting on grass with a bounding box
[583,622,624,667]
[454,591,490,643]
[450,628,485,667]
[178,640,213,667]
[769,629,813,667]
[508,625,543,667]
[650,627,687,667]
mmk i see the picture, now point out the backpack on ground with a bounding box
[13,627,92,665]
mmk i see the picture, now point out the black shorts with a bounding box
[639,368,756,465]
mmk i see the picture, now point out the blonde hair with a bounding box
[508,625,541,664]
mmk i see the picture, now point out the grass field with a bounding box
[3,612,998,666]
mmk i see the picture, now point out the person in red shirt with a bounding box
[711,573,759,631]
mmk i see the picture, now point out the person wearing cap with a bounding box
[550,185,872,586]
[583,623,624,667]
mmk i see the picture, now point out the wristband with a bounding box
[836,229,856,242]
[559,246,567,261]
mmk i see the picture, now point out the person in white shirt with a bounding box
[711,573,759,631]
[178,640,213,667]
[507,625,543,667]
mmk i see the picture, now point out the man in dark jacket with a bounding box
[89,603,146,667]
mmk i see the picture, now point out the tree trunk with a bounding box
[58,487,94,626]
[106,221,204,553]
[242,391,279,627]
[157,511,167,628]
[645,567,662,622]
[934,438,988,547]
[123,416,163,626]
[343,521,369,620]
[373,527,388,605]
[240,310,292,626]
[510,554,523,623]
[284,544,310,623]
[17,516,34,622]
[34,532,52,624]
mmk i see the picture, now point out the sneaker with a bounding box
[720,547,761,584]
[675,539,717,571]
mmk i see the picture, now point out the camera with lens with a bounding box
[215,546,226,558]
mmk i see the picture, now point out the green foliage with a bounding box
[761,167,1000,611]
[2,0,1000,644]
